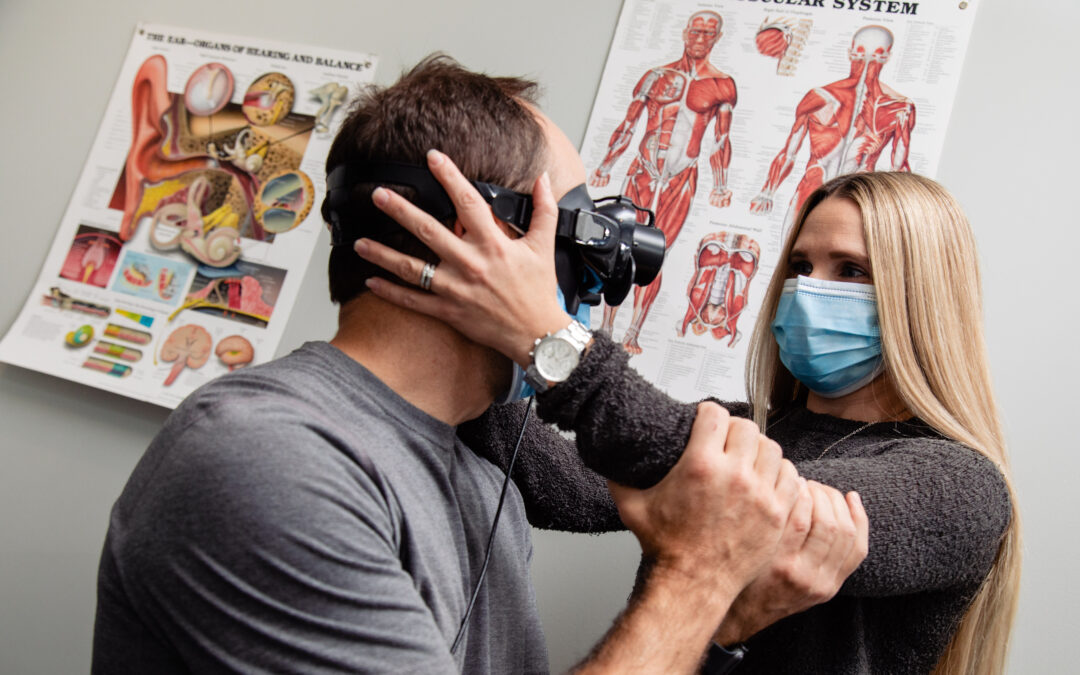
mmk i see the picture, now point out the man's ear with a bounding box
[453,219,466,238]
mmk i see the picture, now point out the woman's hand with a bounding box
[353,149,573,367]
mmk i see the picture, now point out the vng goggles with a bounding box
[324,161,667,313]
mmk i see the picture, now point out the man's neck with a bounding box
[329,294,499,426]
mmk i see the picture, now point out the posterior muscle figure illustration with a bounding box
[750,25,915,236]
[591,10,737,355]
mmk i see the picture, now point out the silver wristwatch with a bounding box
[524,320,592,393]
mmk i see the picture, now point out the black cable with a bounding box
[450,396,534,655]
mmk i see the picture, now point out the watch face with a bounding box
[535,338,581,382]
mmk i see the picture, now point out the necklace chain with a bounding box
[767,409,880,460]
[816,421,874,460]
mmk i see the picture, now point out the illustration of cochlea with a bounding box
[256,170,315,234]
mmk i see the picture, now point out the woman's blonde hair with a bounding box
[745,172,1021,675]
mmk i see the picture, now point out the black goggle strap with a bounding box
[326,161,542,244]
[326,162,457,245]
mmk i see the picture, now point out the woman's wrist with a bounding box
[512,310,576,368]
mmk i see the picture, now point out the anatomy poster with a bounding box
[583,0,977,402]
[0,24,376,408]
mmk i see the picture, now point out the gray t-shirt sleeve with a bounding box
[97,402,460,674]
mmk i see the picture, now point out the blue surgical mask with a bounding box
[771,276,884,399]
[494,283,594,405]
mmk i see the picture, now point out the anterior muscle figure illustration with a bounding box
[591,10,737,355]
[751,25,915,238]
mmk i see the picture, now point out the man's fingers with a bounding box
[825,484,858,563]
[780,480,814,549]
[426,149,502,242]
[687,402,731,457]
[801,482,839,561]
[753,435,782,484]
[842,492,869,575]
[723,417,760,461]
[371,183,472,265]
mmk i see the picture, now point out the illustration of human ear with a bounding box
[118,57,213,241]
[184,63,235,116]
[756,17,812,76]
[119,56,173,241]
[215,335,254,370]
[160,324,212,386]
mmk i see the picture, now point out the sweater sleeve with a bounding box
[796,439,1012,597]
[458,333,745,530]
[457,401,624,533]
[535,332,748,488]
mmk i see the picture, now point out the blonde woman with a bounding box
[355,161,1018,673]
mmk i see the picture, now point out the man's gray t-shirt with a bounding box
[92,341,548,674]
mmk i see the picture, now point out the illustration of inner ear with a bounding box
[146,171,242,267]
[310,82,348,133]
[678,232,760,347]
[184,62,235,116]
[756,17,812,76]
[243,72,295,126]
[256,170,314,234]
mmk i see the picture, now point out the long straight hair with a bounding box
[745,172,1020,675]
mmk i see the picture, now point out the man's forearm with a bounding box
[573,563,738,674]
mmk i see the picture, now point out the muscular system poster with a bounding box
[0,24,376,408]
[583,0,978,402]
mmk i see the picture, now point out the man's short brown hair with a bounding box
[321,55,546,304]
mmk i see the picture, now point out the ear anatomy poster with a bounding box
[583,0,978,402]
[0,23,376,408]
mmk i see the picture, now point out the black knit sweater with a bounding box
[458,334,1011,674]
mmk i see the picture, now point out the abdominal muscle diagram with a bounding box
[591,11,915,357]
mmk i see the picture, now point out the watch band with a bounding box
[524,320,591,393]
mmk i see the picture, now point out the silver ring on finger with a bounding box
[419,262,437,291]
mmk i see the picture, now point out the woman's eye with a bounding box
[841,263,868,279]
[789,260,812,276]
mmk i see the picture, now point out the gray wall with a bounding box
[0,1,1074,673]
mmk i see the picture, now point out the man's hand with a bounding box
[574,403,802,674]
[589,168,612,188]
[609,402,803,610]
[712,480,869,646]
